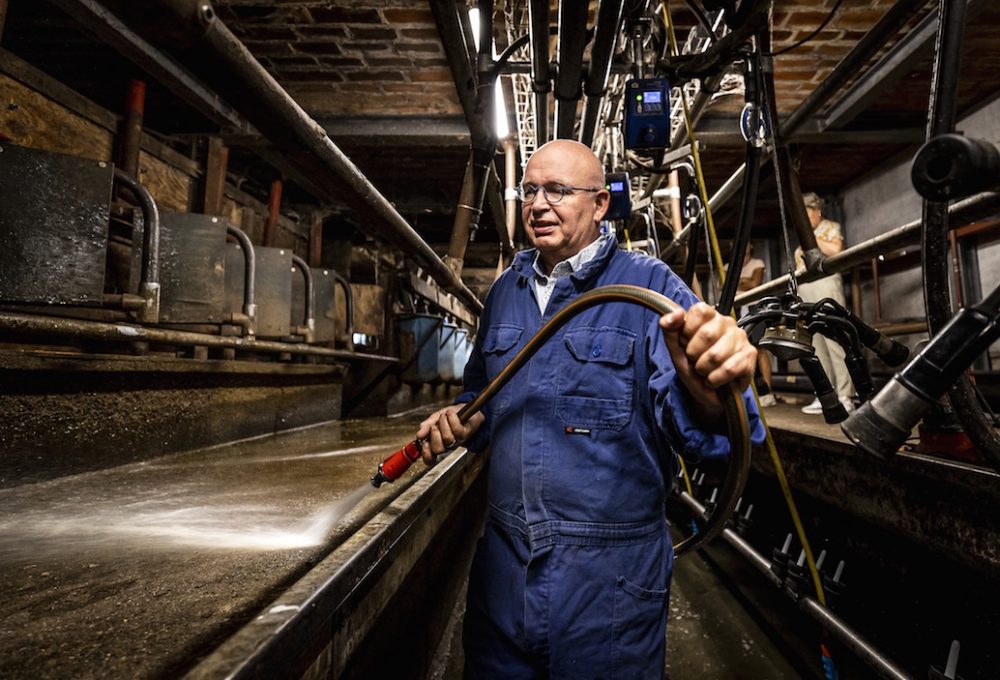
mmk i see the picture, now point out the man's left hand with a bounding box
[659,303,757,418]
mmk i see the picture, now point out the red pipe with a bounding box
[264,178,283,246]
[118,79,146,179]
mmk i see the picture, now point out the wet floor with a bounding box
[0,405,443,679]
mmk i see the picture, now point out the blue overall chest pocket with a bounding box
[557,326,636,430]
[483,324,523,416]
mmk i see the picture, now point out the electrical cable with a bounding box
[764,0,845,57]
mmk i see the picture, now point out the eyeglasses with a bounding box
[516,183,601,205]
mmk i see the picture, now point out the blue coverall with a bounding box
[457,237,764,679]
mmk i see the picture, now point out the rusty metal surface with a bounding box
[292,266,338,343]
[155,211,227,323]
[224,244,291,338]
[759,403,1000,577]
[0,405,462,678]
[0,143,112,304]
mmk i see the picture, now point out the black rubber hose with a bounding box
[456,284,752,557]
[920,0,1000,471]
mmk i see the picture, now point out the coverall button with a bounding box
[592,346,602,357]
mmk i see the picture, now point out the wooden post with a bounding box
[309,213,324,268]
[202,137,229,216]
[0,0,8,44]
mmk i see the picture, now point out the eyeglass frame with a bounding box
[516,182,603,205]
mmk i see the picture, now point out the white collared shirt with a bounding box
[531,233,612,314]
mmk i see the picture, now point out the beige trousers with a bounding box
[797,274,853,401]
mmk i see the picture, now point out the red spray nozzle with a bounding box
[370,438,425,487]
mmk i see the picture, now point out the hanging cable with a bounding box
[764,0,845,57]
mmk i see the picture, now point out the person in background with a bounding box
[795,192,854,415]
[730,242,778,407]
[415,140,764,678]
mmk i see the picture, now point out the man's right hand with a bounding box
[416,405,485,465]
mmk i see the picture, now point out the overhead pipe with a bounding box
[225,223,256,337]
[291,254,314,343]
[112,168,160,324]
[706,0,931,215]
[553,0,590,139]
[579,0,626,146]
[528,0,551,147]
[122,0,482,314]
[429,0,497,278]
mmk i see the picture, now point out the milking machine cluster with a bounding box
[738,294,910,423]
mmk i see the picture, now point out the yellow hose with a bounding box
[662,2,826,605]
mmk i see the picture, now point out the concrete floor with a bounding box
[429,540,800,679]
[0,407,440,678]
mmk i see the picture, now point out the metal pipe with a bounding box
[553,0,589,139]
[112,168,160,323]
[528,0,551,147]
[0,311,387,361]
[872,258,882,322]
[123,1,482,314]
[779,0,930,139]
[919,0,1000,471]
[291,254,314,343]
[264,178,282,247]
[225,224,257,333]
[502,136,518,260]
[708,0,931,213]
[329,269,354,351]
[117,79,145,179]
[735,191,1000,306]
[679,493,911,680]
[579,0,626,146]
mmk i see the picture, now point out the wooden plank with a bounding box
[0,72,114,160]
[0,48,199,177]
[137,149,192,212]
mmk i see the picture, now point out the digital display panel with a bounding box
[643,90,662,104]
[610,181,625,192]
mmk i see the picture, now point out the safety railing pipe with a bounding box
[0,311,388,362]
[124,1,481,315]
[734,191,1000,306]
[291,254,314,343]
[528,0,551,147]
[329,270,354,352]
[112,168,160,323]
[225,224,256,335]
[680,493,911,680]
[579,0,625,146]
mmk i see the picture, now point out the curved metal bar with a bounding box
[112,168,160,323]
[225,224,256,323]
[329,270,354,351]
[112,168,160,286]
[291,254,314,340]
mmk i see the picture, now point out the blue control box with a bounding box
[623,78,671,151]
[604,172,631,221]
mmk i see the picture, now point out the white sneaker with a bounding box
[801,398,823,415]
[759,393,778,407]
[839,396,856,413]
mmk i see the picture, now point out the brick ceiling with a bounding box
[3,0,1000,259]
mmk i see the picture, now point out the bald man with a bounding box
[417,140,763,678]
